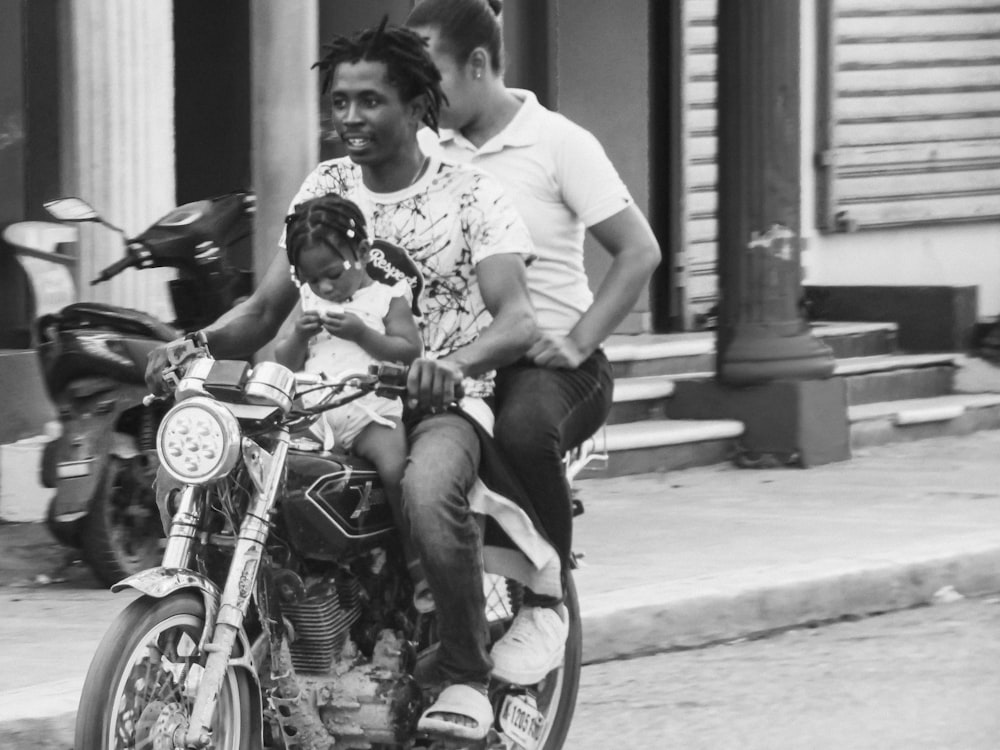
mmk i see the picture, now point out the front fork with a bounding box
[167,433,289,749]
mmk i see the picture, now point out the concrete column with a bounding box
[60,0,176,320]
[715,0,834,385]
[667,0,849,467]
[249,1,318,360]
[249,1,319,278]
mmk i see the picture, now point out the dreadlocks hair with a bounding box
[313,16,446,133]
[284,193,369,272]
[407,0,505,74]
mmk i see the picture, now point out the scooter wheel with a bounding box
[82,456,163,586]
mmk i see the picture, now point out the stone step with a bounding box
[836,353,958,405]
[849,393,1000,449]
[605,321,900,377]
[594,388,1000,478]
[810,321,899,359]
[607,352,961,423]
[595,326,998,478]
[605,333,714,378]
[577,419,745,479]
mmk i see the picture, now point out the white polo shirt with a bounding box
[419,89,634,337]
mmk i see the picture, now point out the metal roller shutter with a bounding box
[680,0,720,328]
[817,0,1000,232]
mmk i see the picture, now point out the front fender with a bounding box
[112,567,222,635]
[112,567,264,742]
[112,565,220,602]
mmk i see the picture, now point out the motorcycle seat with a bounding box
[50,302,180,341]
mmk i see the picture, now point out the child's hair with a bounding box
[313,16,446,133]
[406,0,504,74]
[284,193,368,270]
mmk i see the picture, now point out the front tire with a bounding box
[75,592,256,750]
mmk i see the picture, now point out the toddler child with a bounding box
[275,193,422,512]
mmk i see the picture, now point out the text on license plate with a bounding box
[498,692,543,750]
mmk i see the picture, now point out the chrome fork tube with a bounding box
[186,433,289,748]
[161,485,202,569]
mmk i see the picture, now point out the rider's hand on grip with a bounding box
[405,358,466,414]
[146,334,209,395]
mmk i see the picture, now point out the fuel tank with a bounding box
[282,448,395,560]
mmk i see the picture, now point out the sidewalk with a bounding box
[3,430,1000,747]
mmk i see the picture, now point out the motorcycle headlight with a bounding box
[157,397,241,484]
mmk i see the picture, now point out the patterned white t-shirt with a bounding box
[286,155,533,396]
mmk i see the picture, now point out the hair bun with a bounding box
[486,0,502,15]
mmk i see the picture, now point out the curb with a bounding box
[580,535,1000,663]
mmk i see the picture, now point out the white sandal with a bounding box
[417,683,493,742]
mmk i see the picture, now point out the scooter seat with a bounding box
[49,302,180,341]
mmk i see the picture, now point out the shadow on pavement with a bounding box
[0,521,100,590]
[0,717,75,750]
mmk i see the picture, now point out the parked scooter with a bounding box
[12,192,255,586]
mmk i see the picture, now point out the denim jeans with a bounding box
[494,350,614,566]
[400,411,492,685]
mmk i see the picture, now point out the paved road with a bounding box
[566,595,1000,749]
[4,596,1000,748]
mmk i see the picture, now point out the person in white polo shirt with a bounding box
[408,0,661,687]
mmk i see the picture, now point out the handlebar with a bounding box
[91,252,137,285]
[293,362,410,416]
[161,355,465,425]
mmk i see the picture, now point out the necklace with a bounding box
[408,154,430,188]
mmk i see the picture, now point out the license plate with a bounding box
[57,460,93,478]
[498,692,543,750]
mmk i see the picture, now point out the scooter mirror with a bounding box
[43,197,101,223]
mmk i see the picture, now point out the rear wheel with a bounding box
[75,592,256,749]
[483,571,582,750]
[83,456,163,586]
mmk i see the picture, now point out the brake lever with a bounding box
[375,383,408,399]
[142,393,172,407]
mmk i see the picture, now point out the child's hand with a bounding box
[296,310,323,337]
[321,310,367,342]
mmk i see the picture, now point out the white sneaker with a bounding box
[490,605,568,685]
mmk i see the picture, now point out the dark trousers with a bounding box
[494,349,614,569]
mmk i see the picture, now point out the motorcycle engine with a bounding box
[267,564,423,749]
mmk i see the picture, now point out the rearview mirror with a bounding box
[43,197,101,223]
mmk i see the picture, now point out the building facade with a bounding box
[2,0,998,441]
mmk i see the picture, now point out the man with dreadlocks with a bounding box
[147,18,539,743]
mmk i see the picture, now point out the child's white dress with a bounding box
[300,279,411,450]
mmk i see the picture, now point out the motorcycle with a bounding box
[74,354,596,749]
[17,193,255,586]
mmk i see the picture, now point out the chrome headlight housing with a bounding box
[157,397,241,484]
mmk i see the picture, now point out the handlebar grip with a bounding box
[91,253,136,285]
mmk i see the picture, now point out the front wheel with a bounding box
[75,592,256,750]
